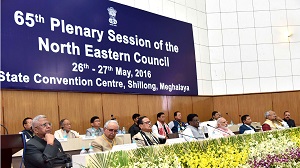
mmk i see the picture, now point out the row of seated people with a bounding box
[128,110,296,142]
[21,110,296,142]
[21,116,105,140]
[22,111,296,167]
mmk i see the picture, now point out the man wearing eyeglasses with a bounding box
[182,114,205,141]
[132,116,159,147]
[24,115,70,168]
[91,120,123,152]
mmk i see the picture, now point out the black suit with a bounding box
[24,136,68,168]
[128,123,140,138]
[283,119,296,127]
[239,124,256,134]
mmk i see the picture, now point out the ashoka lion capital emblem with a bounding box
[107,7,117,26]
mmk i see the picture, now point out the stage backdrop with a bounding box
[1,0,197,95]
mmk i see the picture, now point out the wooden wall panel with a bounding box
[192,96,213,122]
[2,90,58,134]
[102,94,138,131]
[237,93,272,124]
[1,89,300,135]
[57,92,102,134]
[272,91,300,126]
[137,95,168,125]
[213,96,239,123]
[167,96,193,124]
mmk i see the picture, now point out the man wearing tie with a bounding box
[239,115,256,134]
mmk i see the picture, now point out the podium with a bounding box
[1,134,24,168]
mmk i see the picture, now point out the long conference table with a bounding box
[12,134,131,168]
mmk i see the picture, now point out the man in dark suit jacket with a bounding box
[21,117,34,139]
[283,111,296,127]
[239,115,256,134]
[24,115,70,168]
[208,111,221,121]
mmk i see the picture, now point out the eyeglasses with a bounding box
[37,122,52,128]
[107,129,118,133]
[143,121,151,125]
[192,119,200,122]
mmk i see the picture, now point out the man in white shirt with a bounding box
[152,112,172,144]
[210,117,235,138]
[54,119,80,139]
[182,114,205,141]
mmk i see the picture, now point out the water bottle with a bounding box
[63,130,67,138]
[132,139,136,144]
[88,145,94,153]
[91,128,95,137]
[80,147,87,155]
[122,127,126,134]
[177,125,181,133]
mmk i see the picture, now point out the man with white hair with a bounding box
[262,110,278,131]
[24,115,70,168]
[91,120,123,152]
[210,117,234,138]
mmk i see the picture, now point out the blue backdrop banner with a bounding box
[1,0,198,95]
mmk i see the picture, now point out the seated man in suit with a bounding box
[24,115,70,168]
[132,116,159,147]
[182,114,205,141]
[239,115,256,134]
[54,119,80,139]
[283,111,296,127]
[91,120,123,152]
[21,117,34,139]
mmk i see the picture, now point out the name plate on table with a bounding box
[82,136,96,140]
[165,138,186,145]
[56,138,68,142]
[111,143,137,151]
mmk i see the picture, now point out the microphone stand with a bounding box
[0,124,8,134]
[225,113,234,125]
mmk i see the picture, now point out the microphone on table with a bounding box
[207,124,231,135]
[0,124,8,134]
[226,113,234,125]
